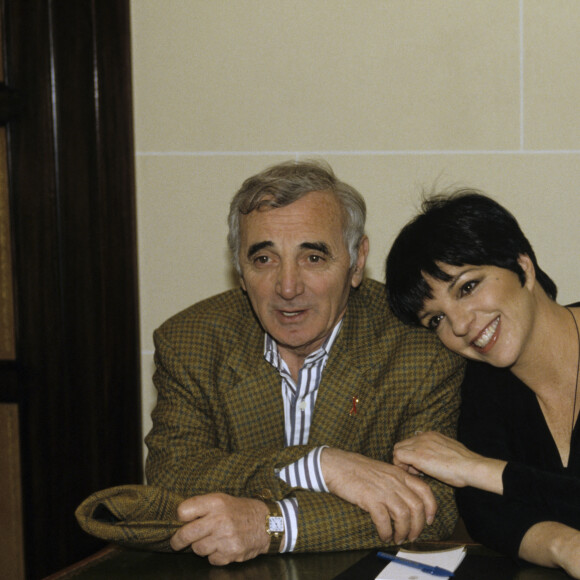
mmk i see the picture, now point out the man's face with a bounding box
[239,190,368,367]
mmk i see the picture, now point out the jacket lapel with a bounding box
[308,338,373,449]
[223,321,285,449]
[308,291,377,449]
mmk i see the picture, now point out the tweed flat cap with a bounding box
[75,485,185,552]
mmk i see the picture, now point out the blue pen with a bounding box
[377,551,455,577]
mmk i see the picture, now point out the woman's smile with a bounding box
[471,316,501,353]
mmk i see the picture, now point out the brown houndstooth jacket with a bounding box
[145,278,465,552]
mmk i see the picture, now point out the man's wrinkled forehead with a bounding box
[239,191,347,255]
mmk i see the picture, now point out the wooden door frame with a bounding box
[1,1,142,577]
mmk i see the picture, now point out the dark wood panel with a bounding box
[0,404,25,580]
[2,1,142,578]
[0,128,15,360]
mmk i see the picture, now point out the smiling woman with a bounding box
[386,190,580,578]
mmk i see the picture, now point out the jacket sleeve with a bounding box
[390,345,464,544]
[293,346,465,552]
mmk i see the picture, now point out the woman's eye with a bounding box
[460,280,478,296]
[427,314,444,330]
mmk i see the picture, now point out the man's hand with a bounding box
[321,447,437,544]
[170,493,271,565]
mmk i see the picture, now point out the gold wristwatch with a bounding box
[262,499,285,554]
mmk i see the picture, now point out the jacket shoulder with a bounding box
[347,279,463,373]
[348,278,425,343]
[154,288,260,352]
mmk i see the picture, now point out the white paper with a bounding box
[375,546,466,580]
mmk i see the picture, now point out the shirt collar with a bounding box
[264,319,343,372]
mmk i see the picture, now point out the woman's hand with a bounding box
[551,527,580,578]
[520,522,580,578]
[393,431,506,494]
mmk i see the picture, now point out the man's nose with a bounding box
[276,262,304,299]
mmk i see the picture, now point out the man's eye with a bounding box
[427,314,444,330]
[308,255,322,263]
[254,255,269,264]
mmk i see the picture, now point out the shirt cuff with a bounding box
[278,497,298,552]
[277,446,329,492]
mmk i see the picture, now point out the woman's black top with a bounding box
[457,357,580,560]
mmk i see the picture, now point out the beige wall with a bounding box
[131,0,580,453]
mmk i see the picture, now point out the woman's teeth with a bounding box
[473,317,499,348]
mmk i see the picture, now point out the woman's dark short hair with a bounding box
[385,189,557,326]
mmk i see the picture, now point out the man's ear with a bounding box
[351,236,369,288]
[240,275,247,292]
[517,254,536,290]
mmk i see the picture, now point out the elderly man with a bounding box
[145,159,464,565]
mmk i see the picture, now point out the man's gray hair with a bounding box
[227,159,366,274]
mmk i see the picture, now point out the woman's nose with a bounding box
[448,307,474,337]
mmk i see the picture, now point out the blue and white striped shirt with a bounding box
[263,320,342,551]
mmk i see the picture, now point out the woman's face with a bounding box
[417,256,536,367]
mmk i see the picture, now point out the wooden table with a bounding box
[44,542,571,579]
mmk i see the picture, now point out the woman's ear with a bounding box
[517,254,536,290]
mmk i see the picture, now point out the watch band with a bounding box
[262,499,285,554]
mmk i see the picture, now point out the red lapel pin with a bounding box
[349,396,359,416]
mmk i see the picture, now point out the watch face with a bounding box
[269,516,284,533]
